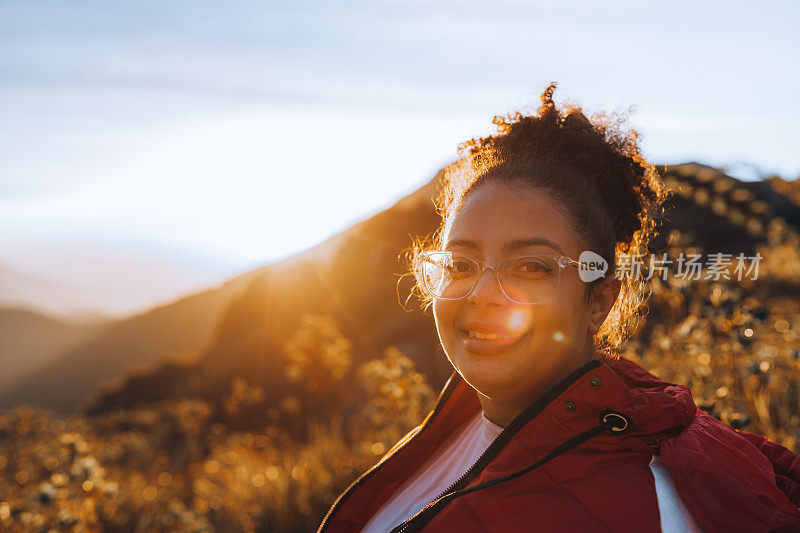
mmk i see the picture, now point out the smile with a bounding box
[466,330,517,341]
[459,328,527,355]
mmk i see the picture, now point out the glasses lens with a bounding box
[421,252,478,299]
[498,254,560,304]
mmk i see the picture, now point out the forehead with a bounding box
[444,181,580,256]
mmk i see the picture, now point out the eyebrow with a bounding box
[445,238,565,256]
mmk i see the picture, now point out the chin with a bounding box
[450,338,572,404]
[450,350,528,401]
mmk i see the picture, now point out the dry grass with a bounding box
[3,225,800,530]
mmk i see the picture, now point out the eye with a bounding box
[520,260,549,272]
[450,258,477,274]
[507,256,555,276]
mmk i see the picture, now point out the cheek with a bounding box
[527,305,568,338]
[552,290,592,338]
[433,301,459,337]
[533,289,589,336]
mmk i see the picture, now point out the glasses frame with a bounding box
[419,250,604,305]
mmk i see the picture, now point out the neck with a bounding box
[480,399,523,428]
[479,342,597,428]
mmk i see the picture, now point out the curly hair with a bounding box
[403,82,670,352]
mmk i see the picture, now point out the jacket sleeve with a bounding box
[659,413,800,532]
[735,429,800,507]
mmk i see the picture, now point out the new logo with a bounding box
[578,251,608,283]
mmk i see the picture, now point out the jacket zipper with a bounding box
[390,357,602,533]
[317,370,463,532]
[319,357,601,532]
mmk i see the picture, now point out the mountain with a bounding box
[0,307,108,393]
[85,163,800,416]
[0,268,261,414]
[86,170,450,414]
[658,163,800,253]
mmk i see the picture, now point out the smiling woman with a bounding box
[318,84,800,533]
[428,181,622,428]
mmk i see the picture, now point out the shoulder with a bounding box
[661,411,784,478]
[659,412,800,532]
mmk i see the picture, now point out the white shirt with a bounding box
[361,410,703,532]
[650,454,705,532]
[361,410,503,533]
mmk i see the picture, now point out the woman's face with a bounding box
[433,181,603,414]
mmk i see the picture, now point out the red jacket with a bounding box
[319,353,800,532]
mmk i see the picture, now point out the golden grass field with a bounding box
[4,170,800,531]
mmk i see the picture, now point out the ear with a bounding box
[587,277,621,334]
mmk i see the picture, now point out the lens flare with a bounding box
[507,309,531,336]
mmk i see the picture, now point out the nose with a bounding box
[467,267,508,307]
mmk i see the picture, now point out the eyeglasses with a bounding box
[418,251,602,305]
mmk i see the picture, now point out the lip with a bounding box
[458,327,527,355]
[460,322,517,337]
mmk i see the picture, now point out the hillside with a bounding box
[0,308,108,393]
[86,162,800,416]
[86,170,449,413]
[0,268,261,414]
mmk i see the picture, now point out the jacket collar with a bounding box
[318,351,699,532]
[435,351,699,464]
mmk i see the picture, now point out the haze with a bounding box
[1,0,797,317]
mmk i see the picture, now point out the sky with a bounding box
[1,0,799,317]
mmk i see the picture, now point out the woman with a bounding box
[318,84,800,532]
